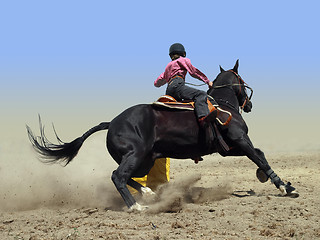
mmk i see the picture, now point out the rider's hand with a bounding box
[208,81,213,88]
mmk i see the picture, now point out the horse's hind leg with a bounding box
[127,178,145,193]
[111,150,150,210]
[127,178,156,196]
[111,170,136,209]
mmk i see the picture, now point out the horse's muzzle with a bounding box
[243,100,252,113]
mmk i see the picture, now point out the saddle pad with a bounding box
[152,95,195,111]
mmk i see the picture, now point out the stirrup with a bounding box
[199,109,217,124]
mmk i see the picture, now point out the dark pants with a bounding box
[166,77,209,119]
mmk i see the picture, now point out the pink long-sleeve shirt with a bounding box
[154,57,210,87]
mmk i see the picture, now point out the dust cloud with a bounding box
[0,132,119,212]
[145,174,232,213]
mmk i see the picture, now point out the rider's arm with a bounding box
[182,58,210,85]
[154,72,167,87]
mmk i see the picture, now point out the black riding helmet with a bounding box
[169,43,186,57]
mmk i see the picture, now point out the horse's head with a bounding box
[208,59,253,113]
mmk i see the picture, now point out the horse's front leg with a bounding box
[252,148,297,196]
[228,131,298,197]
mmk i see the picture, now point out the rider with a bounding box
[154,43,218,127]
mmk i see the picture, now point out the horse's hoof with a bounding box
[279,183,299,198]
[128,202,149,212]
[256,168,269,183]
[287,190,299,198]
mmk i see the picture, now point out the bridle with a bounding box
[213,70,253,99]
[213,70,253,112]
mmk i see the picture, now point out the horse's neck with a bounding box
[212,88,239,109]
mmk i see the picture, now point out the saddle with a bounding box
[152,95,195,111]
[153,95,231,155]
[153,95,232,126]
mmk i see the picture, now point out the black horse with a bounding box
[27,60,298,211]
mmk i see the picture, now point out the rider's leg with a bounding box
[198,99,218,125]
[166,78,218,124]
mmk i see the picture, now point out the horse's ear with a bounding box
[233,59,239,73]
[219,65,225,72]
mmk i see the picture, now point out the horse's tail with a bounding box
[26,119,110,166]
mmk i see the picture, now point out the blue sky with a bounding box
[0,1,319,145]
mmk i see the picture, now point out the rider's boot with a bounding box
[198,108,218,128]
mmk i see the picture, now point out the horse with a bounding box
[26,60,298,211]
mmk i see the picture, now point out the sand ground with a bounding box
[0,132,320,240]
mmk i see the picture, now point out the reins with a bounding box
[186,70,253,99]
[186,69,254,113]
[185,82,207,87]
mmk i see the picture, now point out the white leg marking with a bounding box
[141,187,156,196]
[279,185,287,195]
[128,202,149,212]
